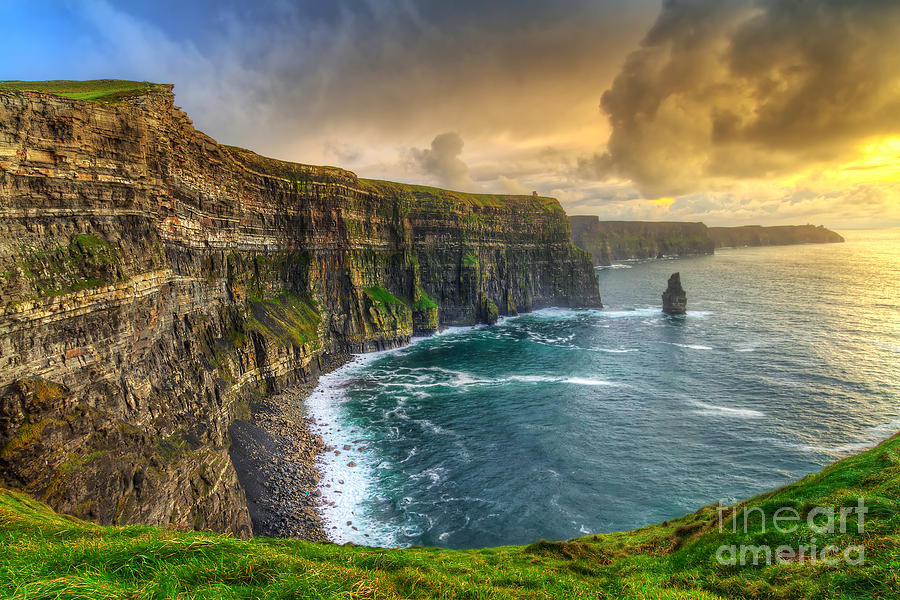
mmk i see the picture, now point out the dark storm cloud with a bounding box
[48,0,654,166]
[583,0,900,197]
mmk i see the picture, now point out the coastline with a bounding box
[306,326,485,545]
[229,318,544,543]
[228,352,351,541]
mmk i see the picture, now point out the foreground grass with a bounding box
[0,80,166,102]
[2,434,898,599]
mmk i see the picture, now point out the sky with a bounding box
[2,0,899,228]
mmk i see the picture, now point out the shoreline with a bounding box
[229,323,507,542]
[228,352,352,541]
[305,326,487,545]
[265,311,599,544]
[302,313,589,546]
[232,298,900,545]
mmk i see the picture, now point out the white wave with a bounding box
[596,263,633,269]
[500,374,622,387]
[734,341,769,353]
[689,311,713,318]
[413,418,456,436]
[416,324,478,341]
[867,418,900,437]
[689,400,765,419]
[665,342,714,350]
[527,331,576,348]
[379,370,623,389]
[506,375,558,383]
[564,377,619,386]
[590,347,638,353]
[410,467,445,489]
[398,447,418,464]
[305,354,400,547]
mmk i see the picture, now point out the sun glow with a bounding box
[837,137,900,184]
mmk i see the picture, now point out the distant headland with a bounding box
[569,217,844,266]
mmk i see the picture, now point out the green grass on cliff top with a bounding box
[1,434,899,599]
[225,146,564,213]
[362,178,564,212]
[0,79,166,102]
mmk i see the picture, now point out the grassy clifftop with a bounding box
[1,434,897,599]
[362,179,564,213]
[0,79,171,103]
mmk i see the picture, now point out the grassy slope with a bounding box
[0,80,168,102]
[361,179,564,213]
[1,435,897,599]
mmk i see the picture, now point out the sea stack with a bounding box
[662,272,687,315]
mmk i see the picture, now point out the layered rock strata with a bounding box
[0,86,600,534]
[569,217,715,266]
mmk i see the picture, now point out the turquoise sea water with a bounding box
[307,228,900,549]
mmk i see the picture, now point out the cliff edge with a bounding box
[570,217,844,266]
[569,217,715,266]
[708,225,845,248]
[0,82,600,534]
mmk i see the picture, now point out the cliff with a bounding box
[0,82,600,534]
[708,225,845,248]
[569,217,715,266]
[570,217,845,265]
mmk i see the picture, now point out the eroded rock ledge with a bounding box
[0,86,600,534]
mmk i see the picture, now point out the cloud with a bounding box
[591,0,900,197]
[11,0,896,226]
[555,177,900,229]
[496,176,529,195]
[47,0,654,172]
[410,132,477,190]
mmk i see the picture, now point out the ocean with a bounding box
[306,228,900,549]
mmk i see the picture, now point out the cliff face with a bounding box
[569,217,715,266]
[708,225,845,248]
[570,217,845,265]
[0,87,600,534]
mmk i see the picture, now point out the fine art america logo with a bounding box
[715,498,867,566]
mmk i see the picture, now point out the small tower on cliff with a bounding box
[662,272,687,315]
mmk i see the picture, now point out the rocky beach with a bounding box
[228,354,352,540]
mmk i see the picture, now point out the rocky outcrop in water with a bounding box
[0,85,600,534]
[708,225,844,248]
[568,218,715,266]
[662,273,687,315]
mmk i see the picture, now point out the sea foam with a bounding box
[689,400,765,419]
